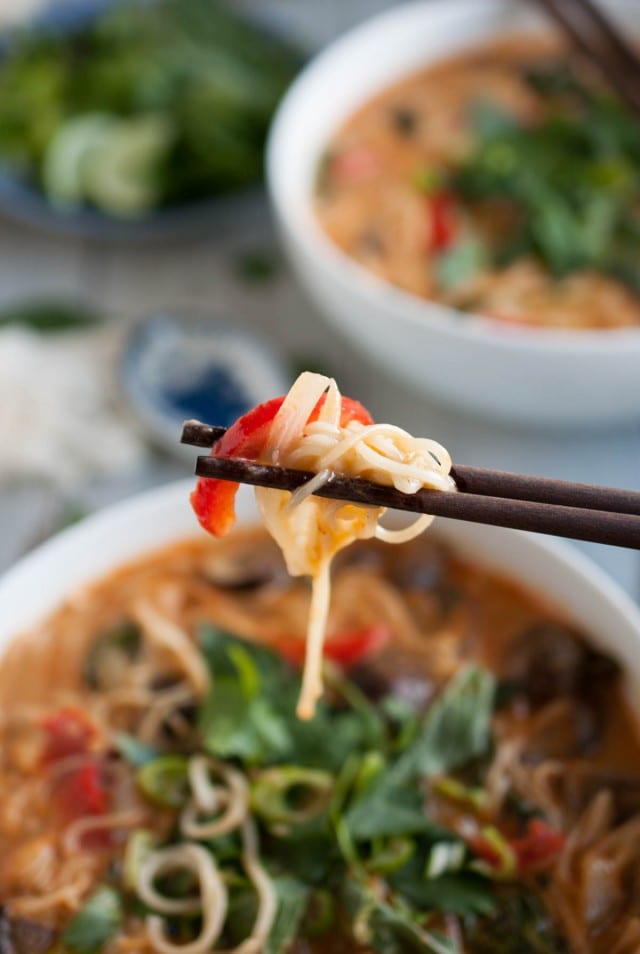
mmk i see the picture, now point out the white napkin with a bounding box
[0,325,148,490]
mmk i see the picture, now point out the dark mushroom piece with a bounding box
[202,539,289,592]
[0,910,55,954]
[350,646,437,710]
[554,766,640,826]
[502,622,619,711]
[519,699,601,763]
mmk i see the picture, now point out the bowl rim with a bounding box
[2,478,640,675]
[267,0,640,354]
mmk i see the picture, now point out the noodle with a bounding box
[254,372,455,717]
[138,763,276,954]
[180,757,249,840]
[133,602,210,697]
[62,809,145,854]
[142,844,228,954]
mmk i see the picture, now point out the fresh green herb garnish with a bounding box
[0,0,300,216]
[265,877,313,954]
[0,299,100,333]
[122,625,558,952]
[137,755,190,808]
[452,67,640,290]
[62,886,122,953]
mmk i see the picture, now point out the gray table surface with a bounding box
[0,0,639,600]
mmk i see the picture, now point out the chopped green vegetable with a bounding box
[435,238,488,290]
[265,877,312,954]
[424,841,466,879]
[251,765,333,831]
[0,0,301,217]
[62,886,122,953]
[0,299,100,333]
[391,664,495,784]
[344,879,458,954]
[453,68,640,290]
[123,830,157,892]
[137,755,190,809]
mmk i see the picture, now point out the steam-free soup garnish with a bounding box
[315,35,640,330]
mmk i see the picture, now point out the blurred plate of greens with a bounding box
[0,0,301,240]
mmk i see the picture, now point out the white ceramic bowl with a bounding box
[1,480,639,719]
[267,0,640,428]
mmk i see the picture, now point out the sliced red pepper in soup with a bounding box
[271,624,390,669]
[52,760,108,820]
[427,191,458,253]
[191,393,374,537]
[511,818,565,872]
[40,707,98,764]
[40,708,108,840]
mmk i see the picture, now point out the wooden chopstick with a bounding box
[181,420,640,517]
[531,0,640,118]
[194,454,640,550]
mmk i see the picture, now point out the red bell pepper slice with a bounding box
[40,708,108,841]
[271,623,390,669]
[191,393,374,537]
[52,759,108,820]
[427,191,458,253]
[510,818,565,873]
[40,706,98,764]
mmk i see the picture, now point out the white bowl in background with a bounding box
[0,480,639,719]
[267,0,640,428]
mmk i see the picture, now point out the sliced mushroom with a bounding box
[503,622,619,709]
[558,767,640,826]
[202,539,289,591]
[0,910,55,954]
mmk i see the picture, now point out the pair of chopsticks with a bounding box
[530,0,640,118]
[181,420,640,550]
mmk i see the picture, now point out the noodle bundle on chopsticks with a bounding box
[192,371,455,718]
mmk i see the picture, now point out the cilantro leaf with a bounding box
[62,886,122,953]
[266,877,312,954]
[391,664,495,784]
[343,879,458,954]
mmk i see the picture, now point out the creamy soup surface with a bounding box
[1,528,639,953]
[316,34,640,330]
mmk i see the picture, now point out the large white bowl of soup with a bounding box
[1,478,640,951]
[267,0,640,427]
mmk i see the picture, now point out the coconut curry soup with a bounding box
[1,529,639,953]
[316,35,640,331]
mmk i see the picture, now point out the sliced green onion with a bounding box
[303,888,335,937]
[137,755,190,809]
[366,836,414,875]
[354,751,385,794]
[470,826,517,880]
[251,765,333,831]
[123,830,157,892]
[433,776,488,812]
[424,840,466,879]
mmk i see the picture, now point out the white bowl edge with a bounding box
[1,480,639,718]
